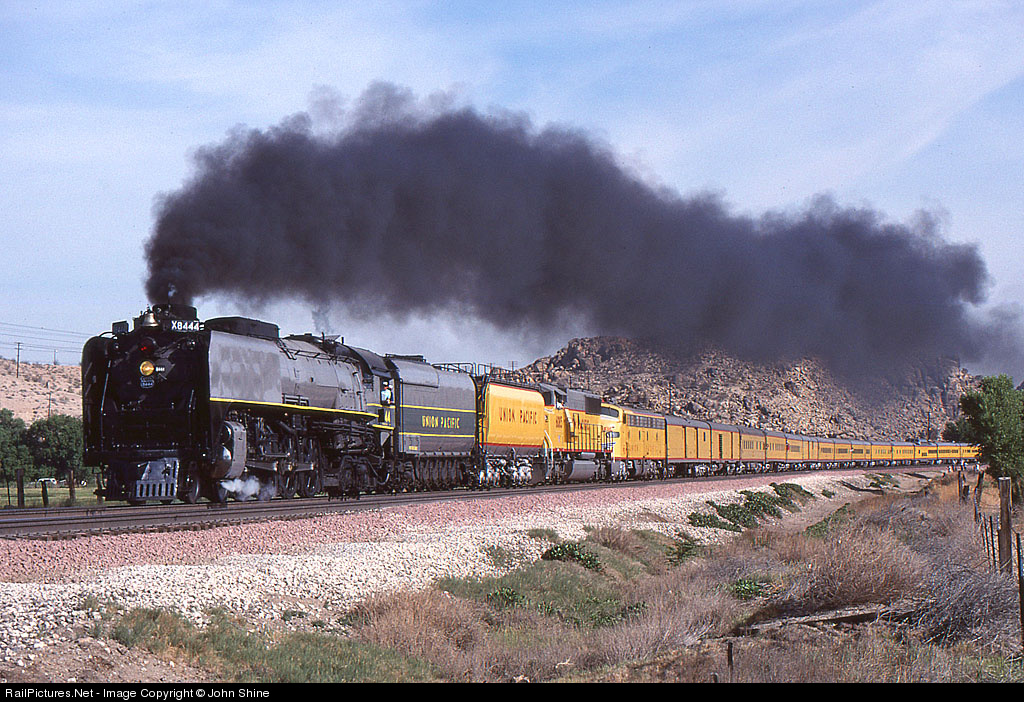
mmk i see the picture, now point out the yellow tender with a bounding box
[478,381,546,454]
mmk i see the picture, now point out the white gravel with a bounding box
[0,471,893,666]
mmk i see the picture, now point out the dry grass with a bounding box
[589,526,648,556]
[725,627,1021,683]
[352,589,486,680]
[777,524,925,614]
[331,476,1024,681]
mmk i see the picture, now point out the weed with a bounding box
[483,544,517,570]
[486,587,525,610]
[806,504,852,538]
[541,542,602,571]
[772,482,817,504]
[821,489,836,498]
[527,528,559,542]
[688,511,743,532]
[868,474,899,490]
[667,535,703,565]
[729,576,772,601]
[589,527,644,555]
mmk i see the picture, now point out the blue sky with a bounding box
[2,1,1023,374]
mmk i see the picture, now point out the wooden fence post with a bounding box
[15,469,24,508]
[1000,478,1013,574]
[975,472,985,523]
[1017,533,1024,654]
[991,516,998,573]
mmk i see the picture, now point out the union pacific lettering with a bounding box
[422,415,461,430]
[498,407,540,425]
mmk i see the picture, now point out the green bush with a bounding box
[688,511,743,532]
[486,587,525,610]
[541,542,602,571]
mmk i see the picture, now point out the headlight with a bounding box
[139,360,156,377]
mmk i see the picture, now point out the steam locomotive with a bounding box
[82,304,979,503]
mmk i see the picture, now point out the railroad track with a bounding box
[0,465,950,540]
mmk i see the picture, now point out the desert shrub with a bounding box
[748,529,821,564]
[776,524,924,613]
[708,499,760,528]
[806,504,852,538]
[914,566,1019,645]
[354,590,486,680]
[589,526,645,555]
[111,607,436,682]
[527,527,559,542]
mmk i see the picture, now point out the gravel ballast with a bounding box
[0,472,914,669]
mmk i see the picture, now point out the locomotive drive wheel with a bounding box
[297,470,321,498]
[180,470,201,504]
[279,473,298,500]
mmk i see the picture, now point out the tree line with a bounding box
[0,408,83,481]
[944,374,1024,495]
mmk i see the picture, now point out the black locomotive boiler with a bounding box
[82,304,475,503]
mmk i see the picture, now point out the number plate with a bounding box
[166,320,202,332]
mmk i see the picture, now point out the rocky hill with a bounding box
[0,358,81,423]
[525,337,979,441]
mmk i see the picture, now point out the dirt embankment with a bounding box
[0,358,81,423]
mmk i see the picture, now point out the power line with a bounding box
[0,321,92,338]
[0,341,81,352]
[0,333,87,347]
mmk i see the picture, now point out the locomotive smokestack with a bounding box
[144,82,1024,379]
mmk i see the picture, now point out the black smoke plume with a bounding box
[145,83,1020,377]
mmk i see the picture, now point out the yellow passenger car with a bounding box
[666,416,712,476]
[784,433,805,465]
[850,439,870,466]
[739,427,766,465]
[833,439,852,465]
[871,441,892,465]
[819,438,836,466]
[601,404,667,478]
[709,422,740,464]
[762,430,785,466]
[915,443,938,464]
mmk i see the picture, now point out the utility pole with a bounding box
[15,342,21,378]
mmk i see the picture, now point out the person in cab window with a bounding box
[381,382,393,406]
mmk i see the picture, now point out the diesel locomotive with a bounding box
[82,305,979,503]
